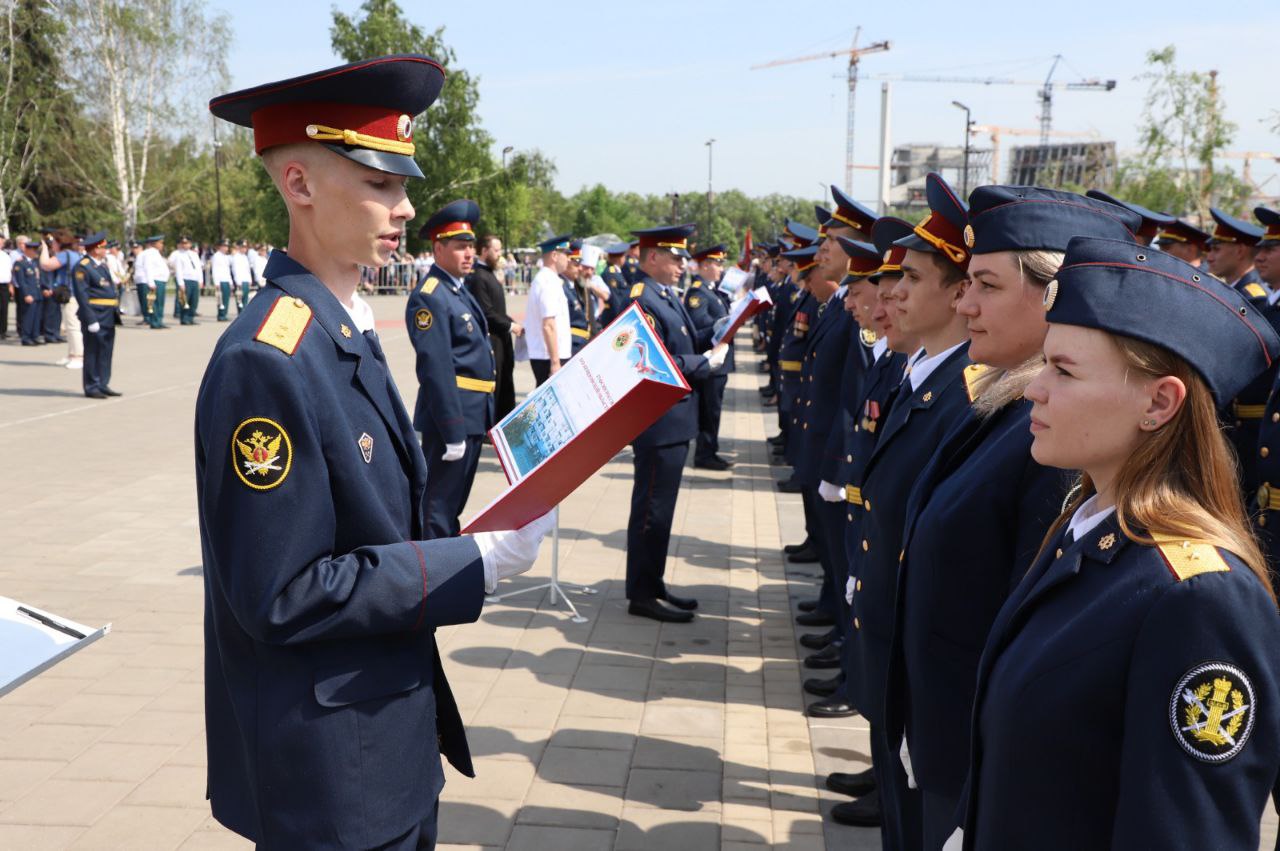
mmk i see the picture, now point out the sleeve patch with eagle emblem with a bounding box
[232,417,293,491]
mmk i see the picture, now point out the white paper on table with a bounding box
[0,596,110,698]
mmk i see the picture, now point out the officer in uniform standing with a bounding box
[202,56,553,849]
[622,239,641,284]
[210,239,233,321]
[1154,217,1210,269]
[70,231,121,399]
[599,241,630,327]
[625,224,729,622]
[139,235,169,328]
[684,244,734,470]
[231,240,254,312]
[564,239,591,355]
[406,199,496,539]
[13,239,44,345]
[170,235,202,325]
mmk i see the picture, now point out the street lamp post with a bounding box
[501,145,514,249]
[952,100,972,197]
[705,138,715,240]
[212,117,224,242]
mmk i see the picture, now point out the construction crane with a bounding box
[1222,151,1280,201]
[970,125,1099,184]
[876,56,1115,144]
[752,28,891,196]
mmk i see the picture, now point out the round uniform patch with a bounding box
[414,308,433,331]
[1170,662,1256,763]
[232,417,293,491]
[689,295,702,309]
[644,312,656,328]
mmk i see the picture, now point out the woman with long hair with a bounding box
[881,188,1145,848]
[951,235,1280,849]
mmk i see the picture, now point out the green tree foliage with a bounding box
[1113,46,1249,218]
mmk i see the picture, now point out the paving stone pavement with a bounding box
[2,294,1274,850]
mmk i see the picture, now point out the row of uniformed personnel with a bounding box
[750,175,1280,849]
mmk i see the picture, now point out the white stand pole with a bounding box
[484,512,596,623]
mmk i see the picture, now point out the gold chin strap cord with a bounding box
[912,217,968,266]
[305,124,415,156]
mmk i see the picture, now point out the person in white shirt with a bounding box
[209,239,233,320]
[138,234,170,329]
[0,235,12,340]
[250,243,269,287]
[168,235,203,325]
[230,240,253,312]
[38,227,84,366]
[524,235,572,385]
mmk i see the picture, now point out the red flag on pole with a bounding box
[738,226,753,271]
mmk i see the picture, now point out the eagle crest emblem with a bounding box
[232,417,292,490]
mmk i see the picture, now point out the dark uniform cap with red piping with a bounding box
[830,185,879,237]
[418,199,479,242]
[966,185,1142,255]
[870,216,913,280]
[1154,217,1211,250]
[1208,207,1264,247]
[1086,189,1175,246]
[893,172,971,269]
[1255,206,1280,247]
[1048,235,1280,406]
[208,54,446,179]
[835,237,882,282]
[632,224,697,259]
[692,244,728,262]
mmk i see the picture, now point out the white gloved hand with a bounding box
[705,342,729,370]
[471,508,557,593]
[941,828,964,851]
[87,322,101,333]
[441,441,467,462]
[819,480,843,503]
[900,736,917,790]
[844,576,855,606]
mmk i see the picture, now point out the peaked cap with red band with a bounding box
[419,199,479,242]
[208,54,445,179]
[829,185,879,238]
[632,224,696,259]
[893,172,971,270]
[1256,206,1280,247]
[692,244,728,263]
[835,236,882,281]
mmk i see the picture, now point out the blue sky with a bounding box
[213,0,1279,206]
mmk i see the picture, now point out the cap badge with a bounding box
[963,224,975,249]
[1043,279,1059,312]
[397,114,413,142]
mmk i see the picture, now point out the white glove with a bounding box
[87,322,101,333]
[441,441,467,462]
[471,508,557,593]
[900,736,917,790]
[705,343,729,370]
[844,576,855,606]
[941,828,964,851]
[819,480,843,503]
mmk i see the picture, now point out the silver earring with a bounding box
[1143,418,1157,427]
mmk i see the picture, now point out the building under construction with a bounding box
[888,144,992,207]
[1008,141,1117,188]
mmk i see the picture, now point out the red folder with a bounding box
[462,304,691,533]
[712,287,773,347]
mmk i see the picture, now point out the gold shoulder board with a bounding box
[630,283,645,298]
[691,280,702,289]
[963,363,992,403]
[421,276,439,295]
[1152,534,1231,582]
[79,257,90,266]
[1246,283,1267,299]
[255,296,312,356]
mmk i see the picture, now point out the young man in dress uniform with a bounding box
[200,56,553,850]
[563,239,591,354]
[1154,217,1210,269]
[684,244,734,470]
[405,199,496,539]
[210,239,233,320]
[170,235,202,324]
[70,231,122,399]
[625,223,729,622]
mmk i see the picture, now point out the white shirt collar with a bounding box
[339,292,376,334]
[1268,285,1280,306]
[872,337,888,360]
[1065,494,1117,542]
[909,341,964,391]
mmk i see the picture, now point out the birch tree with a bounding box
[0,0,62,238]
[61,0,228,240]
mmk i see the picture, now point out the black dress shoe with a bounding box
[804,644,842,669]
[628,598,694,623]
[85,390,108,399]
[826,768,876,798]
[102,387,122,397]
[807,698,856,718]
[769,455,787,467]
[660,592,698,611]
[762,395,777,407]
[795,610,834,627]
[776,479,802,494]
[799,627,837,650]
[768,434,785,445]
[694,457,732,471]
[784,539,812,554]
[797,599,818,612]
[787,545,819,563]
[831,789,882,826]
[803,675,842,697]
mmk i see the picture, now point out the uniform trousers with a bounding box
[921,788,961,851]
[41,296,62,341]
[82,325,114,395]
[149,281,167,328]
[135,283,152,324]
[0,283,9,336]
[421,432,483,539]
[873,723,923,851]
[61,298,84,358]
[803,489,837,617]
[530,358,551,386]
[180,278,200,323]
[19,296,41,343]
[626,442,687,601]
[237,281,250,311]
[818,498,850,627]
[694,373,728,463]
[217,281,232,320]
